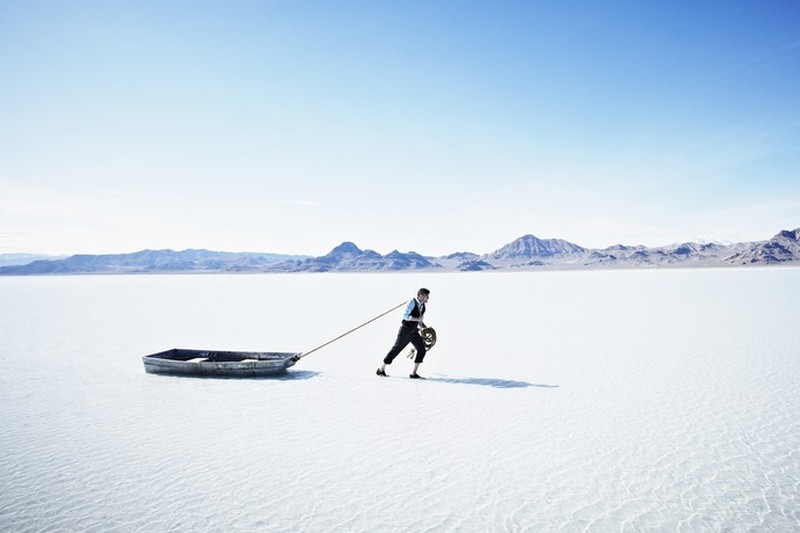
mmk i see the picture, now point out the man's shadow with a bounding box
[425,375,558,389]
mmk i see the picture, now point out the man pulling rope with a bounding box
[376,288,431,379]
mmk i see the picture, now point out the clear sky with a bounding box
[2,1,799,256]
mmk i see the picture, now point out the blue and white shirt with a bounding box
[402,298,425,323]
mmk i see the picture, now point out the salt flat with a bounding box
[1,268,798,531]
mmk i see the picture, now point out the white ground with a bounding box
[1,268,798,531]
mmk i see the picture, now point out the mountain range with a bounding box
[1,228,798,275]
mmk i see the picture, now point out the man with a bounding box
[376,288,430,379]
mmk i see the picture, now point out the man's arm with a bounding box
[402,299,417,321]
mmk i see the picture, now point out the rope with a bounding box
[295,301,407,360]
[406,327,437,359]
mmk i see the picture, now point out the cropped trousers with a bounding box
[383,322,426,364]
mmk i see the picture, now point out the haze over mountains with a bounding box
[1,228,798,275]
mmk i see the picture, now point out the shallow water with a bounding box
[1,269,798,531]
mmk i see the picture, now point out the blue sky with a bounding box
[1,1,799,256]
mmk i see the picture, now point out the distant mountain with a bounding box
[456,259,498,272]
[0,253,68,267]
[441,252,480,262]
[269,242,438,272]
[584,241,741,268]
[488,234,586,260]
[0,249,309,275]
[724,229,800,265]
[1,228,798,275]
[485,234,587,267]
[476,229,800,270]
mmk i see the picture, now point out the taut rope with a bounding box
[295,301,407,360]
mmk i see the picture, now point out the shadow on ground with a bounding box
[147,370,321,381]
[425,375,559,389]
[277,370,321,381]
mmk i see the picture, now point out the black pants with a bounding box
[383,323,426,364]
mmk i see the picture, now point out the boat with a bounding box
[142,348,300,377]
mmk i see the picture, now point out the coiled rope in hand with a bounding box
[406,327,437,359]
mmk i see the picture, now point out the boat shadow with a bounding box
[425,375,559,389]
[277,370,320,381]
[154,370,321,381]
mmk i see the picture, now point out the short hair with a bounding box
[418,288,430,296]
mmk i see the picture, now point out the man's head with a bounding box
[417,288,430,303]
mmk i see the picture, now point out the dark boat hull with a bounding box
[143,348,300,377]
